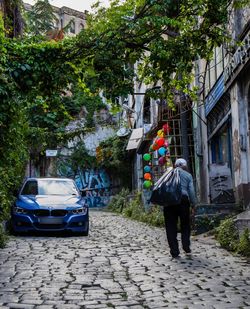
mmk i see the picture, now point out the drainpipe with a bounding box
[180,102,190,167]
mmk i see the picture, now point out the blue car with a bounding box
[11,177,89,235]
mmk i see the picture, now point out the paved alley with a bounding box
[0,210,249,309]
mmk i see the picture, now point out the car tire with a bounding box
[82,230,89,236]
[81,222,89,236]
[8,220,18,236]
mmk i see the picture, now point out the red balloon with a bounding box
[156,138,165,147]
[144,173,152,180]
[162,123,171,134]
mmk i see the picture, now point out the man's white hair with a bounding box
[175,158,187,167]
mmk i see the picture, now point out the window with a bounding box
[210,122,232,167]
[21,181,38,195]
[143,97,151,124]
[159,101,195,176]
[38,180,79,195]
[70,21,75,34]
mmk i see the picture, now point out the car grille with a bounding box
[34,209,68,217]
[51,209,68,217]
[34,223,65,230]
[34,209,50,217]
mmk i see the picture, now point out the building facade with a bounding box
[195,6,250,209]
[24,2,87,35]
[125,5,250,217]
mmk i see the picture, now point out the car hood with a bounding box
[16,195,84,209]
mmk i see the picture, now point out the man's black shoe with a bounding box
[171,254,180,259]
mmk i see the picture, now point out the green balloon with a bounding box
[143,180,152,189]
[143,153,151,161]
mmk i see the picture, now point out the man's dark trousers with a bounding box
[163,196,191,257]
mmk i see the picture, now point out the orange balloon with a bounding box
[152,143,160,150]
[144,173,152,180]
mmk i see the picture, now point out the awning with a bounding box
[126,128,143,151]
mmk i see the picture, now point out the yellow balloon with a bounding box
[157,129,165,137]
[166,160,172,167]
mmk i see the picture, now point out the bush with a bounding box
[123,191,143,220]
[194,214,224,235]
[237,228,250,257]
[109,190,165,227]
[216,217,239,251]
[0,224,8,249]
[216,217,250,257]
[107,188,130,212]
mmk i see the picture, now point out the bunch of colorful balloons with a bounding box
[143,123,171,189]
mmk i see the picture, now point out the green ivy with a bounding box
[65,142,97,172]
[0,14,29,219]
[65,87,107,128]
[237,228,250,257]
[98,135,132,187]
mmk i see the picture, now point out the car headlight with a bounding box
[72,206,88,215]
[13,206,29,215]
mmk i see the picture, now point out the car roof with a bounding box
[25,177,74,181]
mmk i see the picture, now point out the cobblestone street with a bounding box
[0,210,249,309]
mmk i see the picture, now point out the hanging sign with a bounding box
[45,150,58,157]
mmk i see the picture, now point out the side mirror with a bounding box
[80,189,87,197]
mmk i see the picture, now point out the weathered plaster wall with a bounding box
[230,65,250,206]
[84,126,116,156]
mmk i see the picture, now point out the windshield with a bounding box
[21,179,79,196]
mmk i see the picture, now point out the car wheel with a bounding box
[81,222,89,236]
[8,220,18,236]
[82,230,89,236]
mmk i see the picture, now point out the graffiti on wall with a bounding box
[209,164,235,204]
[57,159,112,207]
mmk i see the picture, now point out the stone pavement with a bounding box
[0,210,249,309]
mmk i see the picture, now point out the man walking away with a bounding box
[163,158,196,259]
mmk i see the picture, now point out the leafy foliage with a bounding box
[194,214,223,234]
[237,228,250,257]
[216,217,250,257]
[0,14,29,219]
[97,135,131,186]
[216,217,239,252]
[25,0,58,35]
[80,0,241,105]
[0,224,8,249]
[65,87,107,127]
[66,142,96,172]
[1,0,24,37]
[108,188,130,212]
[108,190,165,227]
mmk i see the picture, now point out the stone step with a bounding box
[193,203,237,235]
[235,210,250,235]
